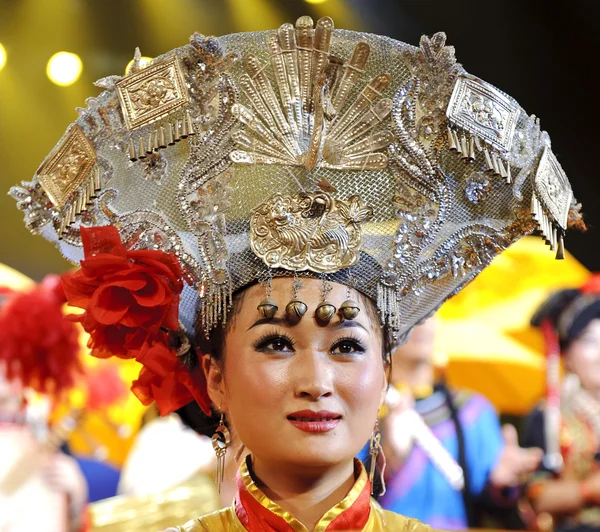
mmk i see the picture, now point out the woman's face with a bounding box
[205,277,386,470]
[565,318,600,393]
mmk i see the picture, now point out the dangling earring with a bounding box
[368,420,387,496]
[212,413,231,494]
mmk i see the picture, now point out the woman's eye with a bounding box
[331,339,366,355]
[254,335,295,353]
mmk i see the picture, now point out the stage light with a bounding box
[125,55,153,75]
[46,52,82,86]
[304,0,330,4]
[0,43,6,72]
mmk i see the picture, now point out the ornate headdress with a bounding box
[10,17,580,414]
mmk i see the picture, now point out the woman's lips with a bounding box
[286,410,342,433]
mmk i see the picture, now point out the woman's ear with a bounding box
[202,354,228,412]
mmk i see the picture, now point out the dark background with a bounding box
[0,0,597,280]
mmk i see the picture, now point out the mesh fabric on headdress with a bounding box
[10,18,578,343]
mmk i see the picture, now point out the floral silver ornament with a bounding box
[465,173,492,204]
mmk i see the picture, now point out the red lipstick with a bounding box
[286,410,342,433]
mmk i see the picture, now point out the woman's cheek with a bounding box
[339,359,384,403]
[228,352,289,406]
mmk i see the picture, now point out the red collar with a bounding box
[234,456,372,531]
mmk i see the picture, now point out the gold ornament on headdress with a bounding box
[230,16,393,172]
[37,124,100,237]
[250,192,373,274]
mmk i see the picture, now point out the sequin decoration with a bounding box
[465,173,492,204]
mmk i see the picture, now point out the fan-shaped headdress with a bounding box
[10,17,580,414]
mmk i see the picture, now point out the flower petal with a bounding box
[90,286,132,324]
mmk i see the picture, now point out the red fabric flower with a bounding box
[132,339,211,416]
[61,225,211,416]
[62,226,183,359]
[0,276,83,396]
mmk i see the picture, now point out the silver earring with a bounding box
[212,413,231,494]
[369,419,386,496]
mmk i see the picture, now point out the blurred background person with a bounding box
[372,317,542,530]
[523,277,600,532]
[116,404,215,498]
[0,265,88,532]
[89,405,242,531]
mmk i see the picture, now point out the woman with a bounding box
[10,14,579,531]
[523,280,600,531]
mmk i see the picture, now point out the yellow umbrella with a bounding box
[0,263,35,291]
[435,236,589,414]
[435,319,546,414]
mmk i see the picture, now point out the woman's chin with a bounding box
[282,453,354,470]
[264,443,358,470]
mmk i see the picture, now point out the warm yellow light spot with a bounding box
[0,43,6,71]
[125,56,154,75]
[304,0,330,3]
[46,51,83,86]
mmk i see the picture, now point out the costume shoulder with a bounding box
[374,506,433,531]
[166,507,242,532]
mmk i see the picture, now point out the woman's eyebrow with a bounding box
[247,316,368,332]
[333,320,368,332]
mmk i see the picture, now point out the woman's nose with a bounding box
[292,351,334,400]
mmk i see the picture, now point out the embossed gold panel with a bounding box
[534,146,573,230]
[250,192,373,273]
[37,124,96,210]
[116,55,189,131]
[447,76,519,152]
